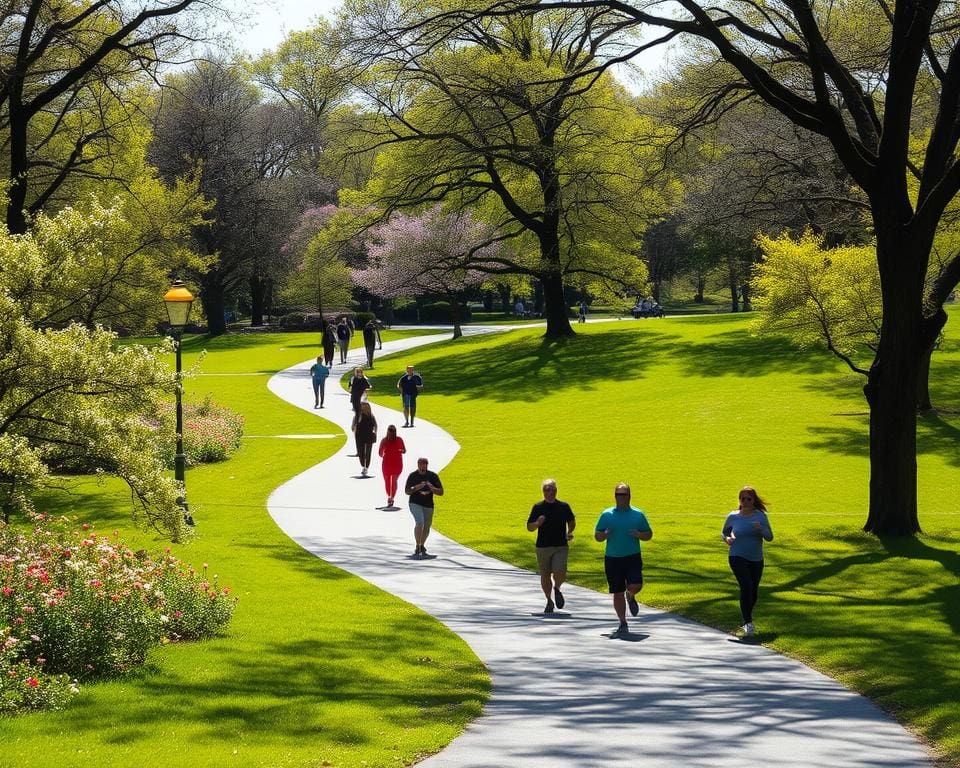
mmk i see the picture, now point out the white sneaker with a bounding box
[743,622,755,636]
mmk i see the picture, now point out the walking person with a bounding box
[722,485,774,637]
[378,424,406,507]
[349,366,371,413]
[351,401,377,476]
[527,478,576,613]
[405,457,443,558]
[594,483,653,637]
[309,356,329,409]
[322,323,337,367]
[336,317,350,364]
[397,365,424,427]
[363,319,378,368]
[578,300,587,323]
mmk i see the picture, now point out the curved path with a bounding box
[267,330,930,768]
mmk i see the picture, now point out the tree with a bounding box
[342,3,670,337]
[752,231,882,374]
[280,204,355,319]
[149,59,328,334]
[0,0,211,234]
[0,217,185,539]
[354,206,498,339]
[473,0,960,534]
[1,186,206,333]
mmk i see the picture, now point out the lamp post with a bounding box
[164,281,195,526]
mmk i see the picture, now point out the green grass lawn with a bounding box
[0,331,488,768]
[365,309,960,766]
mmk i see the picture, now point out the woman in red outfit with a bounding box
[378,424,406,507]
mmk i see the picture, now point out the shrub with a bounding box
[0,627,78,714]
[0,516,236,700]
[278,312,324,330]
[391,301,473,323]
[157,397,245,466]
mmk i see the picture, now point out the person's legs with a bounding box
[318,379,325,407]
[360,442,373,470]
[409,397,417,425]
[355,433,365,470]
[747,559,764,617]
[535,548,554,608]
[410,503,426,555]
[420,506,434,548]
[605,556,628,631]
[366,345,375,368]
[312,380,320,407]
[402,393,411,426]
[729,556,757,624]
[551,547,569,608]
[612,592,627,622]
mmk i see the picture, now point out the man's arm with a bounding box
[427,475,444,496]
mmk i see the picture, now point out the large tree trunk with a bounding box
[862,228,927,536]
[200,274,227,336]
[537,228,574,338]
[541,271,572,337]
[250,275,268,327]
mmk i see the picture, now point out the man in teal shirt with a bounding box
[594,483,653,636]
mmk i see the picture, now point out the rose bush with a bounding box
[157,397,245,465]
[0,516,236,712]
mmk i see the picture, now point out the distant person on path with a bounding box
[405,457,443,558]
[309,356,329,409]
[363,320,378,368]
[527,478,576,613]
[349,366,372,413]
[578,300,587,324]
[336,318,350,364]
[515,298,525,317]
[721,485,774,637]
[594,483,653,637]
[322,323,337,367]
[378,424,406,507]
[397,365,424,427]
[351,401,377,476]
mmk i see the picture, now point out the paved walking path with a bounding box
[267,330,930,768]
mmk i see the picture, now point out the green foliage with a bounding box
[752,230,881,373]
[392,301,474,323]
[0,515,235,686]
[1,189,207,333]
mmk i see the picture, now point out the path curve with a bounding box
[266,329,930,768]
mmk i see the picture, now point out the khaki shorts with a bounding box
[536,546,569,576]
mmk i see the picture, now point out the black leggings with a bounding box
[356,438,373,469]
[729,556,764,623]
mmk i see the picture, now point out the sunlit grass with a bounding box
[367,307,960,765]
[0,330,488,768]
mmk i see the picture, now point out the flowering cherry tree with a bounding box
[354,207,500,338]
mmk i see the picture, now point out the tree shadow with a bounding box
[381,325,838,405]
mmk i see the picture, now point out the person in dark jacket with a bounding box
[363,320,378,368]
[351,401,377,476]
[322,322,337,367]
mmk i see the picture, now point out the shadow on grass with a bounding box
[802,411,960,465]
[397,327,838,404]
[179,333,320,353]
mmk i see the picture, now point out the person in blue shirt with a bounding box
[309,356,329,409]
[594,483,653,636]
[721,485,774,637]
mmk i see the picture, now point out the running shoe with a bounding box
[612,622,629,637]
[553,587,565,609]
[627,592,639,617]
[544,599,555,614]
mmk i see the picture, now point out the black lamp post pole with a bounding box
[173,330,193,526]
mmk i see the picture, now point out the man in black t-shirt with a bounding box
[405,457,444,558]
[526,478,576,613]
[397,365,424,427]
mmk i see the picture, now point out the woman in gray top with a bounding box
[721,486,774,637]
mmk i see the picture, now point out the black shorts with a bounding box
[604,554,644,593]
